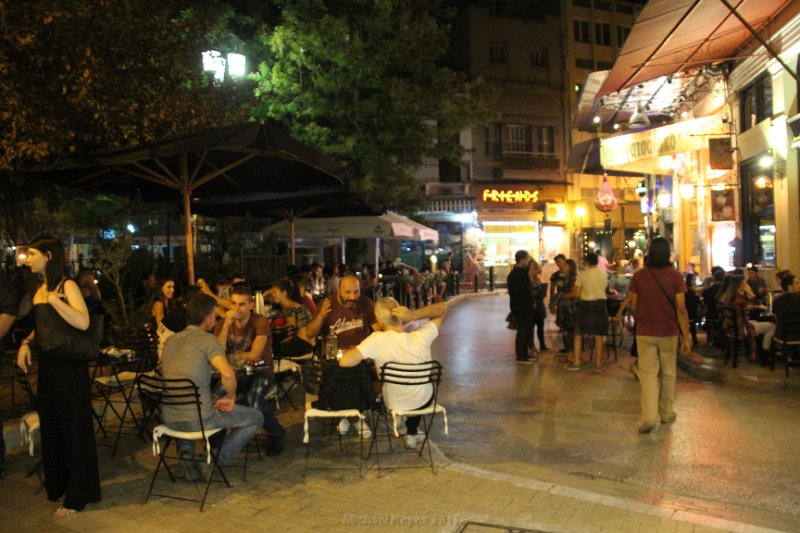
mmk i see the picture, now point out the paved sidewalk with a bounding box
[0,435,787,533]
[0,291,798,532]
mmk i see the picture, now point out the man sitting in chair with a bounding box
[338,298,447,449]
[214,282,285,456]
[161,293,263,480]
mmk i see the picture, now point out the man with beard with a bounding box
[301,275,377,437]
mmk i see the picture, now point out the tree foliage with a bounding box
[0,0,255,171]
[251,0,495,210]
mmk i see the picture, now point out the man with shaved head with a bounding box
[301,274,377,436]
[339,298,447,448]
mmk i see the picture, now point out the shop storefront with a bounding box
[472,183,568,282]
[600,114,735,273]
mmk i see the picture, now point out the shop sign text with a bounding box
[600,114,727,169]
[482,189,539,205]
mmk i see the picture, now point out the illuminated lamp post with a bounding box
[202,50,247,82]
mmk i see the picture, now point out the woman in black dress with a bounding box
[17,236,101,517]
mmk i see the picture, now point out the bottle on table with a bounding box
[325,326,338,361]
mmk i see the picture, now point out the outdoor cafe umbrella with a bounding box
[192,187,380,264]
[263,211,438,242]
[40,120,366,283]
[263,210,438,266]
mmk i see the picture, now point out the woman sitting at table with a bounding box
[720,274,758,362]
[268,278,314,358]
[150,276,176,329]
[292,275,317,314]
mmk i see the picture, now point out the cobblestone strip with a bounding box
[447,462,792,533]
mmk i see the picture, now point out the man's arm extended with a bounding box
[391,302,447,330]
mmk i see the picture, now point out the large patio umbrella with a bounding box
[44,120,370,283]
[263,211,438,242]
[263,210,438,266]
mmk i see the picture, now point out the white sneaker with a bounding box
[337,418,350,435]
[395,415,407,435]
[403,434,424,449]
[356,420,372,439]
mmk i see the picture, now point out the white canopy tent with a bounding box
[264,211,439,265]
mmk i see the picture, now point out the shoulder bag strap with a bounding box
[647,267,676,314]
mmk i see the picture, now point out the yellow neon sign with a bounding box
[482,189,539,204]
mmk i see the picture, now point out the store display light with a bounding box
[657,187,672,208]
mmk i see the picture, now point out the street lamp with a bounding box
[202,50,247,82]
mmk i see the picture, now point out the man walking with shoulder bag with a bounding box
[625,238,691,434]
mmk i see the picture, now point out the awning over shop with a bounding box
[567,139,645,177]
[599,0,795,97]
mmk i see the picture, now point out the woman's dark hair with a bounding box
[28,236,68,291]
[270,278,301,304]
[721,274,745,306]
[152,276,176,312]
[646,237,672,268]
[781,274,796,292]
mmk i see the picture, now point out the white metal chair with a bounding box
[302,360,375,477]
[378,360,447,474]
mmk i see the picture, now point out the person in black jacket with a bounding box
[508,250,535,364]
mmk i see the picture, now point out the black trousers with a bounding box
[406,394,434,436]
[38,353,101,511]
[515,314,534,360]
[528,308,546,350]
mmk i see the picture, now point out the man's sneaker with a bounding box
[562,362,581,371]
[337,418,350,435]
[179,449,203,482]
[516,357,533,365]
[403,434,425,449]
[356,420,372,439]
[661,412,677,424]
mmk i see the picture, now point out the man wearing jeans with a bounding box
[626,238,691,434]
[161,294,263,479]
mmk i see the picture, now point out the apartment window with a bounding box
[572,0,590,6]
[574,20,590,43]
[485,123,502,156]
[597,61,613,70]
[505,124,532,155]
[594,23,611,46]
[595,1,611,11]
[530,46,548,67]
[739,73,773,131]
[616,25,630,47]
[535,126,555,155]
[575,58,594,69]
[489,41,508,64]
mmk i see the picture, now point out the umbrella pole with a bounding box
[375,238,379,272]
[290,217,296,266]
[183,188,195,285]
